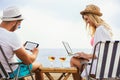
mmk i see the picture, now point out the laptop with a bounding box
[62,41,89,60]
[62,41,76,56]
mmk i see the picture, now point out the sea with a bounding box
[34,48,91,67]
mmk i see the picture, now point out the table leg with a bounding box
[58,73,71,80]
[58,73,66,80]
[63,73,71,80]
[45,72,54,80]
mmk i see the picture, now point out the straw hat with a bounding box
[80,4,102,16]
[1,6,24,21]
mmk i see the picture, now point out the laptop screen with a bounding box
[62,41,73,55]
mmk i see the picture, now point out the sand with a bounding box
[23,74,119,80]
[44,73,73,80]
[24,73,74,80]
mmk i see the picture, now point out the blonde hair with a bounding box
[84,14,113,37]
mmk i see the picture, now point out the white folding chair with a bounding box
[0,45,34,80]
[83,41,120,80]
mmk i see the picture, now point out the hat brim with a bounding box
[80,10,102,16]
[1,16,24,21]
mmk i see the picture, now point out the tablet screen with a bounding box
[24,41,39,50]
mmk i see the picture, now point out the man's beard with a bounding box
[10,25,17,31]
[10,22,18,32]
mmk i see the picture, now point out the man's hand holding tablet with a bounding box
[24,41,39,51]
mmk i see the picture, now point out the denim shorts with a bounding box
[9,63,32,79]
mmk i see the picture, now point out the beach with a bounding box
[24,48,88,80]
[44,73,73,80]
[25,73,74,80]
[24,74,119,80]
[35,48,91,67]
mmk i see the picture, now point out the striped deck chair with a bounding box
[0,45,34,80]
[0,61,10,80]
[83,41,120,80]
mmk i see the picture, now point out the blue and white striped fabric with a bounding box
[90,41,120,79]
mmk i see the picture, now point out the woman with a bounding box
[70,4,113,80]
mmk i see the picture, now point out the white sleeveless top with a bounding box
[82,25,112,76]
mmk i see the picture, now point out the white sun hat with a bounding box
[1,6,24,21]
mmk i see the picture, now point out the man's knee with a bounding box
[32,62,42,72]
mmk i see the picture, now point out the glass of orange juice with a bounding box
[48,56,55,67]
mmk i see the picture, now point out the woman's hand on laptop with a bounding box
[73,53,80,57]
[73,52,89,60]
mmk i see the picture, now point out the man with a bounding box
[0,6,44,80]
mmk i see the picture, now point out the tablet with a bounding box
[24,41,39,50]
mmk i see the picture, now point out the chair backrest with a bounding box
[90,41,120,79]
[0,61,10,79]
[0,45,13,79]
[0,45,34,80]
